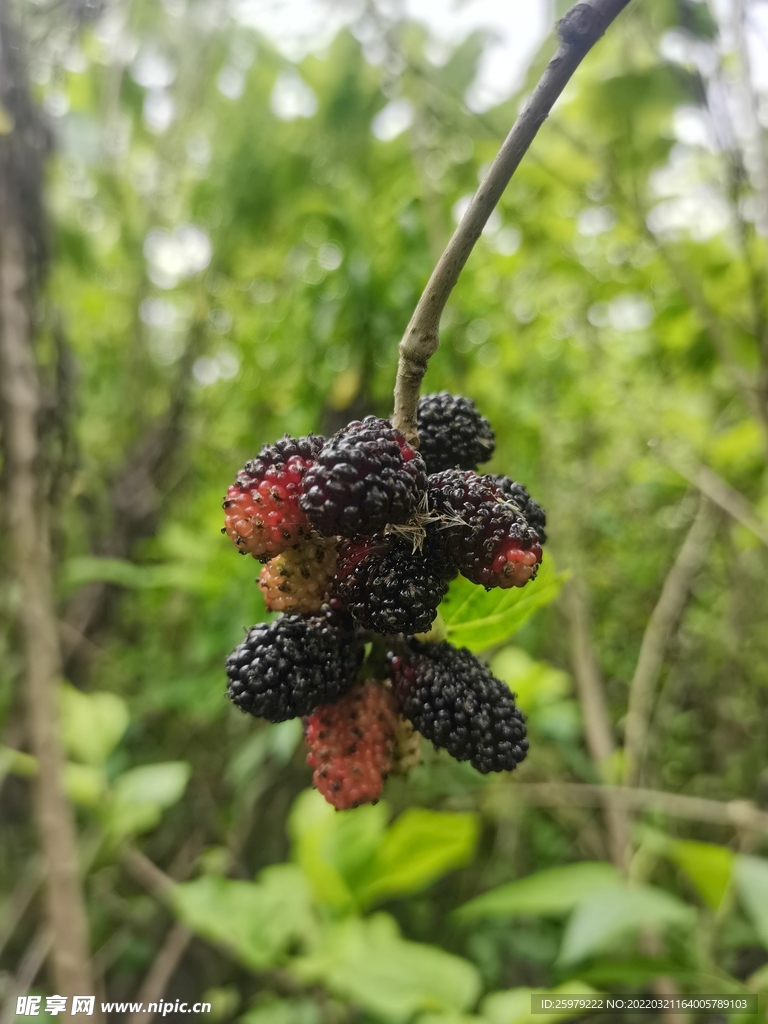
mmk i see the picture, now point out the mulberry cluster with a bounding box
[221,393,546,808]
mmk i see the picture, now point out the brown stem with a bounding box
[623,499,716,786]
[127,924,193,1024]
[0,928,52,1024]
[392,0,633,443]
[665,454,768,548]
[0,2,98,1007]
[122,847,176,903]
[497,782,768,830]
[0,858,41,960]
[565,581,632,869]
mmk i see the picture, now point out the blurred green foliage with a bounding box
[2,0,768,1020]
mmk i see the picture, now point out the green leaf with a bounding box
[240,999,320,1024]
[59,684,129,766]
[455,862,621,921]
[0,745,37,778]
[173,866,314,971]
[356,809,478,908]
[62,556,199,592]
[734,856,768,948]
[64,763,107,807]
[288,789,387,911]
[107,761,191,837]
[664,838,734,911]
[441,557,566,652]
[558,885,696,965]
[747,963,768,992]
[2,749,105,808]
[576,958,697,989]
[481,980,597,1024]
[490,648,571,709]
[291,913,481,1022]
[416,1015,482,1024]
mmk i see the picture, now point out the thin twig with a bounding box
[564,581,632,869]
[500,782,768,831]
[122,847,176,904]
[623,499,716,786]
[0,929,51,1024]
[0,858,41,960]
[392,0,633,443]
[127,924,193,1024]
[666,455,768,549]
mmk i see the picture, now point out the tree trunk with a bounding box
[0,0,98,1007]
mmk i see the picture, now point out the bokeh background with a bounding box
[2,0,768,1021]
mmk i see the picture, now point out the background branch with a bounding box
[0,0,97,1006]
[675,459,768,548]
[565,581,632,869]
[497,781,768,831]
[392,0,633,443]
[623,498,716,786]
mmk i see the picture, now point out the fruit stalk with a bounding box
[392,0,633,445]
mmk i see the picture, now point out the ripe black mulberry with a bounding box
[226,611,362,722]
[389,640,528,773]
[300,417,427,538]
[416,392,495,474]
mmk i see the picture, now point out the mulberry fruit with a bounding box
[416,392,495,474]
[259,535,338,614]
[486,474,547,545]
[300,417,427,538]
[389,641,528,773]
[226,611,361,722]
[335,535,456,635]
[223,435,324,561]
[304,680,398,809]
[428,470,542,589]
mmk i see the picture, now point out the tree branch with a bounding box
[0,858,41,961]
[392,0,633,443]
[497,781,768,831]
[122,847,176,904]
[127,923,193,1024]
[623,498,716,786]
[0,2,97,1007]
[564,581,632,869]
[665,454,768,548]
[0,928,51,1024]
